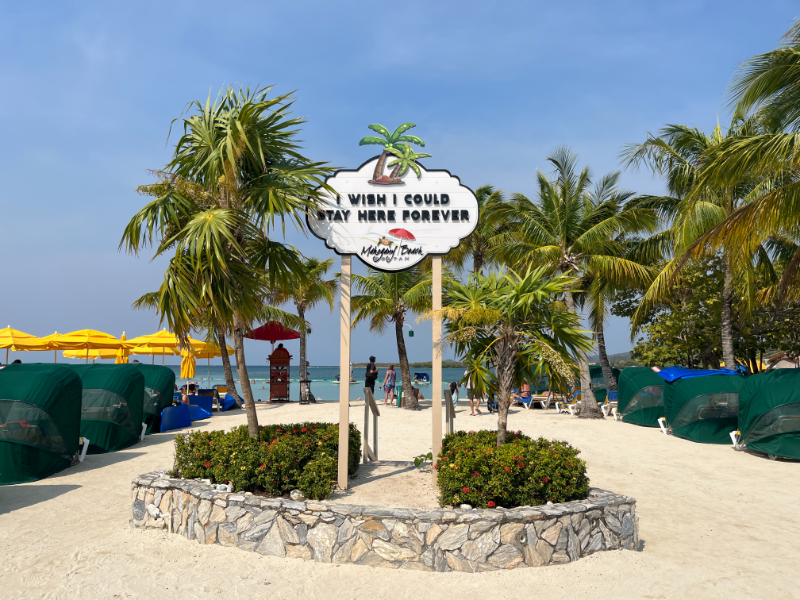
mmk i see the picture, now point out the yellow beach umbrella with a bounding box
[180,354,196,379]
[62,348,120,361]
[44,329,124,363]
[115,332,130,364]
[181,343,234,387]
[0,327,45,363]
[129,346,178,365]
[126,330,206,365]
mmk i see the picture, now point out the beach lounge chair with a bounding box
[557,391,581,415]
[160,404,191,432]
[602,391,619,417]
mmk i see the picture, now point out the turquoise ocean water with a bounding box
[168,365,469,402]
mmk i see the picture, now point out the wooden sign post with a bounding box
[337,255,351,489]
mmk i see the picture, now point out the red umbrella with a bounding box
[245,321,300,344]
[389,228,416,241]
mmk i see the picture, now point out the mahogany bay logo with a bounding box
[307,122,479,272]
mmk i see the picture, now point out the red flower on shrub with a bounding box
[293,430,298,434]
[542,477,548,483]
[301,428,308,432]
[462,487,470,493]
[504,467,511,473]
[260,464,265,470]
[487,501,496,508]
[204,461,211,468]
[517,463,524,468]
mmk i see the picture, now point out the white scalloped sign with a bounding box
[308,157,479,271]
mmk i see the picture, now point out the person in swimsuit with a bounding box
[382,364,397,405]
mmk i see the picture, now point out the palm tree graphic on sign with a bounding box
[359,123,427,184]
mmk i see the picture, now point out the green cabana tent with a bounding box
[69,365,145,453]
[0,364,83,484]
[664,374,743,444]
[617,367,665,427]
[131,364,175,434]
[738,369,800,459]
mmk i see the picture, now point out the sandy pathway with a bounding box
[1,399,798,599]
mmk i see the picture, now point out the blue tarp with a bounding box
[160,404,191,432]
[656,367,740,383]
[221,394,239,411]
[188,405,212,421]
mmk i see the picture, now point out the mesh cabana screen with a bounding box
[617,367,665,427]
[738,369,800,459]
[69,365,145,453]
[589,365,621,403]
[0,364,82,484]
[131,364,175,434]
[664,374,744,444]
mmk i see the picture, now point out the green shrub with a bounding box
[436,430,589,508]
[172,422,361,499]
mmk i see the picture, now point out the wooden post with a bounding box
[338,255,352,489]
[432,256,443,481]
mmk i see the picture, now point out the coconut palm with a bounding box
[359,123,425,182]
[445,185,507,276]
[684,24,800,301]
[386,143,431,179]
[492,148,656,417]
[440,268,593,445]
[351,268,433,410]
[267,256,338,401]
[121,86,334,437]
[622,116,776,370]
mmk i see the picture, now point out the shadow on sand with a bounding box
[0,484,82,515]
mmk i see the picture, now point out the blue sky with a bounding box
[1,1,796,366]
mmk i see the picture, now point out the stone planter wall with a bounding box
[130,471,639,572]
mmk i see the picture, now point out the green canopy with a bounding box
[130,364,176,434]
[738,369,800,459]
[664,374,744,444]
[0,364,83,484]
[617,367,665,427]
[69,365,145,453]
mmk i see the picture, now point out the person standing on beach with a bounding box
[449,381,459,407]
[382,364,397,405]
[365,356,378,395]
[465,370,481,416]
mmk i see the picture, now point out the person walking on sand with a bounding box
[365,356,379,395]
[382,364,397,405]
[465,370,482,416]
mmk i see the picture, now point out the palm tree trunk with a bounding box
[298,304,308,402]
[217,327,238,401]
[563,290,602,418]
[473,252,484,277]
[232,315,259,437]
[495,337,516,446]
[596,319,617,391]
[721,252,735,369]
[372,151,389,181]
[390,163,401,178]
[395,316,416,410]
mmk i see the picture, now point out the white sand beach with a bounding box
[2,400,798,599]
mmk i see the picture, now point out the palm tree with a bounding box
[351,268,432,410]
[359,123,425,182]
[622,117,772,370]
[686,23,800,301]
[121,86,334,437]
[386,143,431,179]
[492,148,655,417]
[441,268,593,445]
[267,256,338,401]
[445,185,507,276]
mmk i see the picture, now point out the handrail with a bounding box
[362,388,380,463]
[444,389,455,434]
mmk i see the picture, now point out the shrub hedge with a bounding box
[436,430,589,508]
[172,422,361,500]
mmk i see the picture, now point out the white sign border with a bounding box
[306,156,480,273]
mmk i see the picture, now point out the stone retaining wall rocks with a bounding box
[130,471,639,572]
